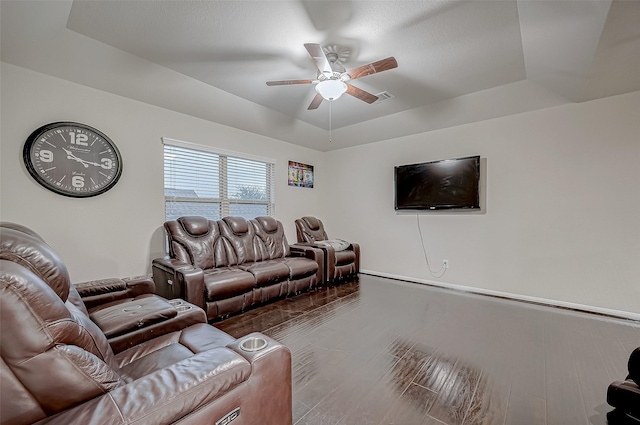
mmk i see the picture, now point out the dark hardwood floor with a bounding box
[215,275,640,425]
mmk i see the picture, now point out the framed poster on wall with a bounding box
[288,161,314,188]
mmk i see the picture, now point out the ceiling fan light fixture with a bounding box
[315,80,347,101]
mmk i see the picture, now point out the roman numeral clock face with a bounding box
[23,122,123,198]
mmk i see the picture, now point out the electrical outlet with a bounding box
[443,260,449,269]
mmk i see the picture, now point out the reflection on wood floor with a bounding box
[216,275,640,425]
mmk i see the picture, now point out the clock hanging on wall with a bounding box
[23,122,123,198]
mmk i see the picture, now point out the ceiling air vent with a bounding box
[373,91,395,104]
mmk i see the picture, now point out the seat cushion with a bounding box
[240,261,290,287]
[203,267,256,301]
[118,339,195,382]
[283,257,318,279]
[115,323,237,381]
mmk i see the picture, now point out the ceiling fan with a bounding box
[266,43,398,110]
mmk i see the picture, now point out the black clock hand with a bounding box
[62,147,83,161]
[62,148,90,168]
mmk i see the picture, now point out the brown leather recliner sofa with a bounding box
[294,216,360,283]
[152,216,323,321]
[0,224,293,425]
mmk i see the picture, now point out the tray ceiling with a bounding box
[2,1,639,151]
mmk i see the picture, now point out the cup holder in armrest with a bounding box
[239,336,268,352]
[122,305,142,313]
[168,299,184,306]
[175,305,193,312]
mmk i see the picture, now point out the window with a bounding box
[163,139,275,221]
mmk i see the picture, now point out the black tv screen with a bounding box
[394,155,480,210]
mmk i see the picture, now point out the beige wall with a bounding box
[2,62,639,315]
[0,63,325,282]
[323,90,640,315]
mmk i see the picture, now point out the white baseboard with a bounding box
[360,270,640,322]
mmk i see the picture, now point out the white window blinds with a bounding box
[163,139,275,221]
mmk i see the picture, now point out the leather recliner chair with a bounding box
[0,222,206,354]
[0,225,293,425]
[294,216,360,283]
[608,347,640,423]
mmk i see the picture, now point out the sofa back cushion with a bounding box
[295,216,328,243]
[0,221,46,241]
[0,227,71,303]
[1,260,122,422]
[0,226,92,317]
[165,216,226,269]
[166,216,294,266]
[252,216,290,260]
[218,216,258,265]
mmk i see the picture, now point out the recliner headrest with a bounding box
[223,216,249,235]
[0,227,71,302]
[302,216,322,231]
[177,216,211,236]
[0,222,46,242]
[255,216,278,233]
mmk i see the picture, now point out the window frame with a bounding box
[162,137,276,221]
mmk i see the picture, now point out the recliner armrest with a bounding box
[608,380,640,419]
[226,333,293,425]
[74,277,155,310]
[152,257,205,309]
[351,243,361,272]
[290,244,325,285]
[35,348,252,425]
[292,242,336,283]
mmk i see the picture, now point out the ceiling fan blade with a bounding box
[346,84,379,104]
[346,57,398,80]
[304,43,333,76]
[266,79,314,86]
[307,93,324,110]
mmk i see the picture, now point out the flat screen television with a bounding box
[394,155,480,210]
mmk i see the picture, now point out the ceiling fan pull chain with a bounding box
[329,100,333,143]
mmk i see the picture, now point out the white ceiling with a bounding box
[2,1,639,152]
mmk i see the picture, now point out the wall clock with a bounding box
[23,122,123,198]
